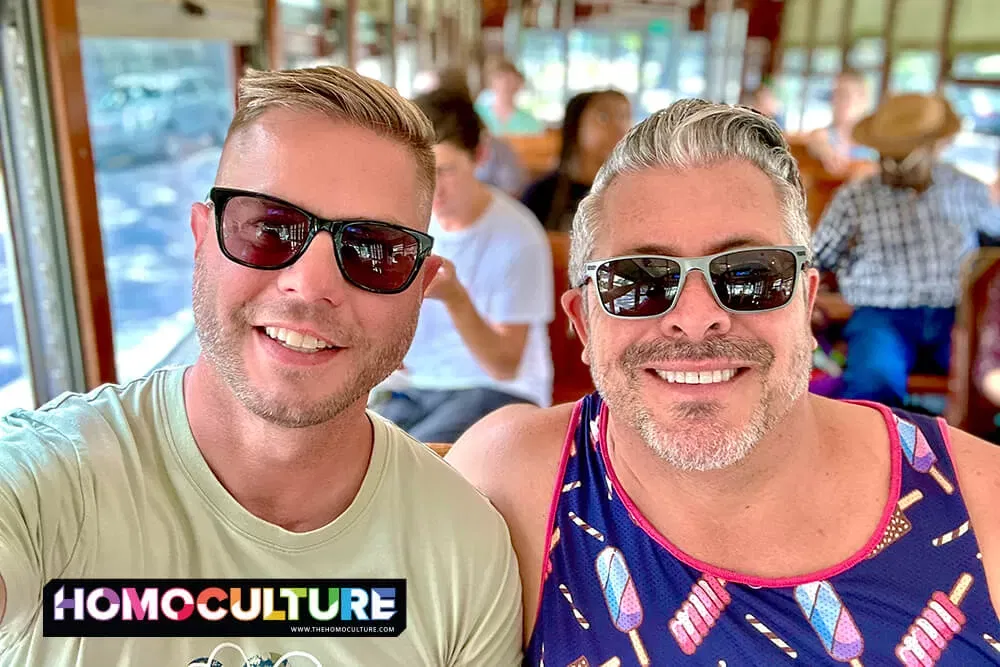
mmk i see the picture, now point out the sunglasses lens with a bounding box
[220,195,311,268]
[595,257,681,317]
[339,223,424,293]
[709,248,798,311]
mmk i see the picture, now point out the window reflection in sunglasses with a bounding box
[595,249,799,316]
[598,258,679,316]
[213,189,431,294]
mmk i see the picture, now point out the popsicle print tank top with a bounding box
[523,393,1000,666]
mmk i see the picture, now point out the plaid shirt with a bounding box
[813,164,1000,309]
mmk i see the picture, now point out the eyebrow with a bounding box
[619,236,776,257]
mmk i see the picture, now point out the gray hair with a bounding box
[569,98,810,287]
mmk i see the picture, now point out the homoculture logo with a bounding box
[42,579,406,637]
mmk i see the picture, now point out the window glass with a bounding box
[889,50,940,93]
[952,53,1000,80]
[942,84,1000,184]
[280,0,325,68]
[80,38,234,382]
[0,158,31,410]
[519,29,566,124]
[640,31,674,119]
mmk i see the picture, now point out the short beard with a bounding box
[192,260,416,428]
[592,334,813,471]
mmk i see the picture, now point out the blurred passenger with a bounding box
[0,67,522,664]
[372,89,554,443]
[418,65,528,197]
[805,71,875,174]
[521,90,632,231]
[976,272,1000,407]
[477,133,529,197]
[741,82,785,128]
[813,92,1000,407]
[475,57,544,136]
[413,66,472,98]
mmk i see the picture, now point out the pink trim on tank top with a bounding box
[532,399,583,627]
[597,399,904,588]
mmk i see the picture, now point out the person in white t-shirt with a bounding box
[372,89,554,443]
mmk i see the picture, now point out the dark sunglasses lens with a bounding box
[339,223,423,293]
[709,249,798,311]
[595,257,681,317]
[220,195,310,268]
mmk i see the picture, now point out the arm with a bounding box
[438,278,530,381]
[451,515,524,666]
[446,402,573,645]
[946,425,1000,618]
[0,412,84,638]
[966,177,1000,239]
[811,185,860,275]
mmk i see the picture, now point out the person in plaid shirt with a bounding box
[813,92,1000,407]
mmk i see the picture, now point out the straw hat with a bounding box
[852,92,961,158]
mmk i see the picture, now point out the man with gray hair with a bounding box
[447,99,1000,664]
[0,66,521,665]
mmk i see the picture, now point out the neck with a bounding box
[604,394,890,578]
[436,182,493,232]
[183,360,374,533]
[568,154,603,186]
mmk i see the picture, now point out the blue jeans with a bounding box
[371,387,533,443]
[838,307,954,406]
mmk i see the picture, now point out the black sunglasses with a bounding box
[580,246,810,318]
[208,187,434,295]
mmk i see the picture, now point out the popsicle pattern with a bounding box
[896,416,954,494]
[523,395,997,666]
[869,489,923,558]
[595,546,650,666]
[669,575,731,655]
[795,581,865,665]
[895,573,974,666]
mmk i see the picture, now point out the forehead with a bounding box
[595,159,788,257]
[218,109,425,230]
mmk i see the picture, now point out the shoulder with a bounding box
[446,401,576,517]
[489,189,545,231]
[0,369,175,498]
[484,192,551,258]
[942,425,1000,615]
[944,425,1000,519]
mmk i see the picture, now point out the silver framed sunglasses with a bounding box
[580,245,811,319]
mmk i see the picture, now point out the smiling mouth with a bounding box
[260,326,338,354]
[649,368,749,385]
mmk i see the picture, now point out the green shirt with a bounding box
[475,100,544,136]
[0,366,522,665]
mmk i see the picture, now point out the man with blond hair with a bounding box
[0,66,521,665]
[447,100,1000,664]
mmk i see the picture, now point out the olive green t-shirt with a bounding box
[0,367,521,666]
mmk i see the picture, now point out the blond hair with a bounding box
[228,66,437,209]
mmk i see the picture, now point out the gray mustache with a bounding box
[621,337,775,369]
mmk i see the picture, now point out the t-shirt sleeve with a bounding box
[487,229,555,326]
[451,513,524,666]
[0,409,86,642]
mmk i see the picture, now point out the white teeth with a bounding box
[654,368,739,384]
[263,327,333,352]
